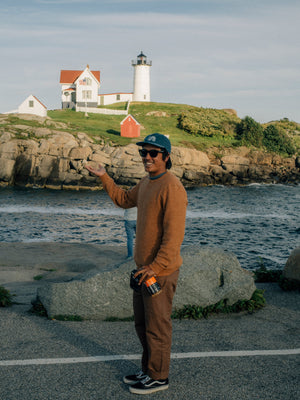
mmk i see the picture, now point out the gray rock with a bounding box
[0,132,13,143]
[37,246,256,320]
[89,151,111,165]
[0,159,15,181]
[69,146,92,160]
[283,247,300,283]
[37,258,135,320]
[221,155,250,170]
[36,155,57,179]
[34,127,52,137]
[0,141,20,159]
[174,246,256,308]
[172,147,210,168]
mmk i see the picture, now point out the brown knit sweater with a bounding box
[100,171,187,276]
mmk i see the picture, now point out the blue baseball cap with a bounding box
[136,133,171,154]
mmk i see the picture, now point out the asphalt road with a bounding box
[0,283,299,400]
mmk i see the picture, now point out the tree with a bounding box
[263,124,295,155]
[236,116,264,147]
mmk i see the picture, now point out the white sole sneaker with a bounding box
[129,381,169,394]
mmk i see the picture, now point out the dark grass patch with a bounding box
[0,286,14,307]
[254,262,300,291]
[254,264,283,283]
[29,298,48,317]
[171,289,266,320]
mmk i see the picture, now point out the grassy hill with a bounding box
[48,102,241,151]
[4,102,300,155]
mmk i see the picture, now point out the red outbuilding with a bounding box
[120,114,140,138]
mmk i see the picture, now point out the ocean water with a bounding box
[0,184,299,271]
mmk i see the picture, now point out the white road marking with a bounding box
[0,349,299,367]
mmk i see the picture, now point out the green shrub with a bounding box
[0,286,13,307]
[263,124,296,155]
[271,118,300,133]
[235,117,297,155]
[236,116,264,147]
[177,108,239,137]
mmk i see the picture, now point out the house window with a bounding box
[79,77,92,86]
[82,90,92,99]
[29,100,34,107]
[116,94,120,101]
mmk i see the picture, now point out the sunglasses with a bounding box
[139,149,164,158]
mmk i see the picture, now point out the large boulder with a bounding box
[36,155,58,179]
[0,159,15,182]
[283,247,300,283]
[0,140,20,159]
[221,155,250,178]
[172,147,210,170]
[37,246,256,320]
[37,259,134,320]
[174,246,256,308]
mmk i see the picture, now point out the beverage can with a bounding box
[145,276,162,296]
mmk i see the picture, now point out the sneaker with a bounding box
[123,370,147,385]
[129,375,169,394]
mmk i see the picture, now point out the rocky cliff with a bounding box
[0,114,299,189]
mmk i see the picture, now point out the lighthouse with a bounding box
[132,51,152,102]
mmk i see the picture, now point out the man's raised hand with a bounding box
[85,164,106,177]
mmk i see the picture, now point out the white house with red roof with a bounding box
[60,65,101,109]
[60,64,132,110]
[18,95,47,117]
[60,52,152,111]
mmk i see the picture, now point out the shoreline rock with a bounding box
[283,247,300,284]
[0,118,299,189]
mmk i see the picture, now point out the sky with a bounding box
[1,0,299,123]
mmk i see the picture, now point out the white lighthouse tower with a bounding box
[132,51,152,102]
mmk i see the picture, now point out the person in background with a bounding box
[85,133,187,395]
[124,207,137,259]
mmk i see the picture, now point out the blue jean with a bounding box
[125,220,136,258]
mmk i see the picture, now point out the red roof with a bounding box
[120,114,140,137]
[32,95,47,109]
[120,114,140,125]
[60,70,100,84]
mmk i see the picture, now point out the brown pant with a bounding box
[133,269,179,380]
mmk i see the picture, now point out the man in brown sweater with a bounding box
[86,133,187,395]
